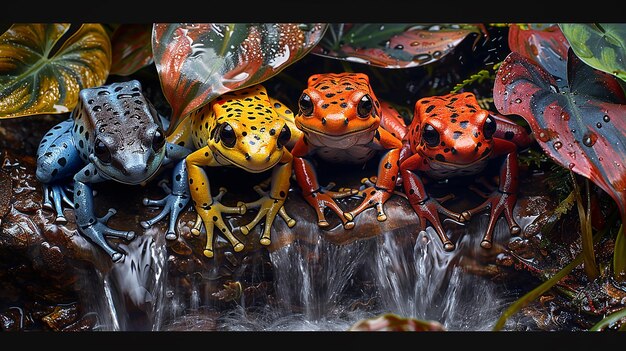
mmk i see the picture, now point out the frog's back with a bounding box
[71,80,156,161]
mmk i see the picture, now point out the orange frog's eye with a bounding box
[298,93,313,116]
[357,94,373,118]
[422,124,440,147]
[219,123,237,148]
[483,115,496,139]
[152,127,165,152]
[277,125,291,149]
[94,139,111,163]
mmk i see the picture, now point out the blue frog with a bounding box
[36,80,192,262]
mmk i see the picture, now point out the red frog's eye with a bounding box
[422,124,440,147]
[357,94,373,118]
[298,93,313,116]
[483,115,497,139]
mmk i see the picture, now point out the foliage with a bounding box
[493,49,626,246]
[560,23,626,82]
[311,23,482,69]
[0,23,111,118]
[152,23,327,133]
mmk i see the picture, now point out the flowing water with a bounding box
[77,226,168,331]
[77,205,536,331]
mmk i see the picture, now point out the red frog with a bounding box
[400,92,532,251]
[291,72,407,229]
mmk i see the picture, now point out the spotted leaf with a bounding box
[493,50,626,224]
[110,24,154,76]
[559,23,626,82]
[349,313,446,331]
[508,23,570,79]
[0,23,111,118]
[152,23,327,134]
[311,23,481,68]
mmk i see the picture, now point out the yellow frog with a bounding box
[154,84,301,258]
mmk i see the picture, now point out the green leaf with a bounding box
[0,23,111,119]
[152,23,327,134]
[559,23,626,82]
[110,24,153,76]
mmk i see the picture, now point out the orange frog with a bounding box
[292,72,407,229]
[400,92,533,251]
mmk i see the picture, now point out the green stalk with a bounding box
[571,173,599,280]
[492,210,617,331]
[340,60,353,73]
[613,224,626,281]
[589,306,626,331]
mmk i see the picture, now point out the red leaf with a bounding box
[110,24,153,76]
[508,24,570,79]
[494,50,626,223]
[152,23,327,134]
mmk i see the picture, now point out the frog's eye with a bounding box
[277,125,291,149]
[94,139,111,163]
[298,93,313,116]
[219,123,237,148]
[152,128,165,151]
[357,94,373,118]
[422,124,440,147]
[483,115,497,139]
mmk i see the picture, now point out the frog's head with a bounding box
[208,85,292,173]
[295,73,380,140]
[413,93,496,165]
[82,80,167,184]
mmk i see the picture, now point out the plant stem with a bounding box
[492,210,617,331]
[590,306,626,331]
[571,173,599,280]
[613,224,626,281]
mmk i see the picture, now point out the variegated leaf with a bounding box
[311,23,481,68]
[152,23,327,133]
[508,23,570,79]
[494,50,626,225]
[0,23,111,118]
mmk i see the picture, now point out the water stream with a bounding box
[78,205,536,331]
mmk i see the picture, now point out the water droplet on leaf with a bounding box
[582,132,597,147]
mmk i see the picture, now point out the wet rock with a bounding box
[3,111,621,331]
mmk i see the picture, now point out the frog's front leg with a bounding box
[344,129,402,223]
[186,147,246,258]
[292,139,358,229]
[73,164,135,262]
[237,152,296,246]
[141,143,192,240]
[400,152,464,251]
[36,118,85,223]
[460,139,521,249]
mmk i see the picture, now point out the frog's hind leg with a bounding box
[36,118,84,223]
